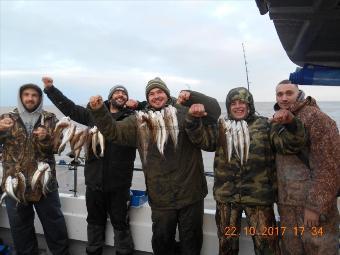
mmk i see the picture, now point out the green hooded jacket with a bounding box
[89,93,220,210]
[186,87,306,205]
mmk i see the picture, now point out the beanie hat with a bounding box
[108,85,129,100]
[145,77,170,100]
[19,83,42,98]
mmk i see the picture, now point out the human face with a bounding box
[276,83,299,110]
[229,100,249,120]
[21,88,41,112]
[111,90,128,108]
[148,88,168,109]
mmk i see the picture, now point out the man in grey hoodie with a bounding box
[0,84,70,255]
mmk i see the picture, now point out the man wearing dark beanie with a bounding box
[88,77,221,255]
[43,77,136,255]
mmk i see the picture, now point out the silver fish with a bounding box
[225,119,233,163]
[231,120,239,159]
[136,111,150,164]
[58,123,76,155]
[236,121,244,165]
[98,131,105,157]
[241,120,250,164]
[54,117,71,150]
[155,111,167,155]
[31,162,49,191]
[7,176,20,203]
[164,106,178,148]
[16,172,26,204]
[42,166,52,196]
[147,111,159,144]
[90,126,99,158]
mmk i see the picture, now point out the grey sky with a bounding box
[1,0,339,107]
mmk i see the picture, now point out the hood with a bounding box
[290,96,319,114]
[17,86,44,115]
[225,87,255,121]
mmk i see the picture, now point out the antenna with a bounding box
[242,42,250,91]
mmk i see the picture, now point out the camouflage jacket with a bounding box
[274,97,340,216]
[0,109,58,202]
[89,93,220,210]
[186,87,306,205]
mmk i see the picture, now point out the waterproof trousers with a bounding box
[215,202,280,255]
[85,187,134,255]
[151,199,204,255]
[5,190,69,255]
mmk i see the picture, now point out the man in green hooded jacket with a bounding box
[185,87,307,255]
[87,77,220,255]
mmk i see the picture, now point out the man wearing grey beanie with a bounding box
[89,77,221,255]
[43,77,136,255]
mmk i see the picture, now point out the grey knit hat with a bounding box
[108,85,129,100]
[145,77,170,100]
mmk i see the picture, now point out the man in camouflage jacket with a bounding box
[274,80,339,255]
[185,87,306,255]
[87,77,221,255]
[0,84,69,255]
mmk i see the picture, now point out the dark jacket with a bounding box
[0,110,58,202]
[44,86,136,191]
[89,93,220,210]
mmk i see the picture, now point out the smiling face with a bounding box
[229,99,249,120]
[276,83,299,110]
[110,89,128,108]
[21,88,41,112]
[147,87,168,109]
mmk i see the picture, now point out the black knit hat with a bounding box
[108,85,129,100]
[19,83,42,98]
[145,77,170,100]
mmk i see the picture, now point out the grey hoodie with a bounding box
[17,91,44,134]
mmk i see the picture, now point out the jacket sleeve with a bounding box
[44,85,94,126]
[89,104,137,148]
[185,114,217,152]
[304,111,339,215]
[270,117,307,154]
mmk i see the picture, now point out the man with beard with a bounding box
[87,77,221,255]
[0,84,69,254]
[273,80,339,255]
[42,77,135,255]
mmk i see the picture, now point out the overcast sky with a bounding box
[1,0,339,107]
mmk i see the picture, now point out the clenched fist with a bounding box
[0,117,14,132]
[33,126,48,141]
[42,76,54,89]
[271,109,294,124]
[188,104,207,118]
[89,95,103,110]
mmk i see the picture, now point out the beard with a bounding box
[111,99,125,109]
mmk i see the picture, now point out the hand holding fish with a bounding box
[89,95,103,110]
[42,76,54,88]
[0,117,14,131]
[271,109,294,124]
[189,104,207,118]
[177,90,191,105]
[33,126,48,141]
